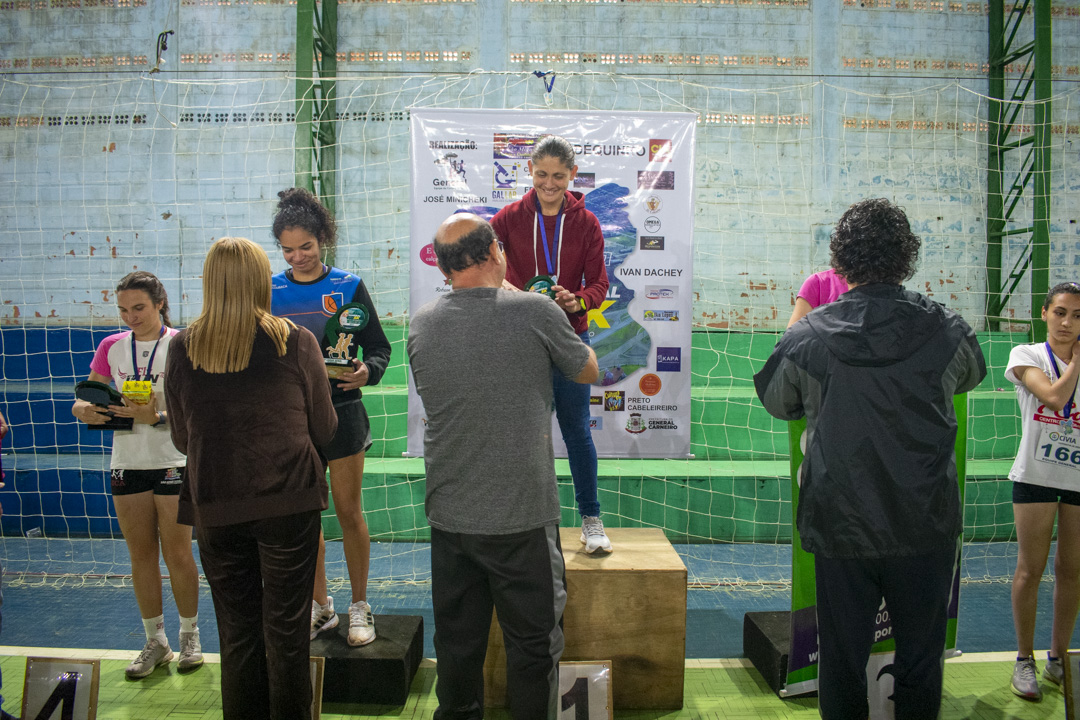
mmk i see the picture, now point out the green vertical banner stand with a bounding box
[782,395,968,700]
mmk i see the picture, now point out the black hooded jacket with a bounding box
[754,283,986,559]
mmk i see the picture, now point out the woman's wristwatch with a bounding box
[151,412,166,427]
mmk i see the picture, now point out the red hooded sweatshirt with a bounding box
[491,188,609,335]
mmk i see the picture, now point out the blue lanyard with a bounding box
[1044,342,1075,419]
[131,326,165,382]
[535,195,564,277]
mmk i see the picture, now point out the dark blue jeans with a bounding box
[552,332,600,518]
[197,511,321,720]
[814,544,957,720]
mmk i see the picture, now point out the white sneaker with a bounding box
[310,598,339,640]
[1011,657,1042,701]
[125,638,173,679]
[580,516,613,554]
[1043,655,1064,686]
[177,629,204,671]
[348,600,376,647]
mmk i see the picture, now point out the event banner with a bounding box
[781,396,967,711]
[407,109,696,459]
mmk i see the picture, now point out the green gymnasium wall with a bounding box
[326,328,1028,543]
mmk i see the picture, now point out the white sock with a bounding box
[143,615,168,645]
[179,614,198,635]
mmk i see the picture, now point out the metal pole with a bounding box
[1030,0,1051,342]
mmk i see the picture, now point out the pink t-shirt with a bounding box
[88,328,186,470]
[797,268,849,309]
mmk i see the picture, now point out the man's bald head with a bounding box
[435,212,486,246]
[432,212,500,278]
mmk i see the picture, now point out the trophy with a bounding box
[524,275,557,299]
[75,380,134,431]
[324,303,369,380]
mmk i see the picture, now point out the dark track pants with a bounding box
[431,525,566,720]
[197,510,321,720]
[814,544,957,720]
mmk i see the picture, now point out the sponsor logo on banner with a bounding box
[626,413,646,434]
[645,286,677,300]
[493,161,522,189]
[656,347,682,372]
[640,235,665,250]
[645,195,663,213]
[574,143,646,158]
[648,418,678,430]
[644,309,680,321]
[434,153,467,189]
[604,391,625,411]
[589,416,603,431]
[639,373,662,396]
[619,267,684,278]
[493,133,538,159]
[644,217,662,233]
[429,139,478,151]
[590,395,603,406]
[420,244,439,267]
[322,293,344,315]
[649,139,673,162]
[627,396,680,412]
[574,173,596,189]
[638,170,675,190]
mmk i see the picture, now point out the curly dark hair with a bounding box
[1043,281,1080,310]
[829,198,920,286]
[272,187,337,250]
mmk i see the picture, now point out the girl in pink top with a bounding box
[71,271,202,680]
[786,268,850,327]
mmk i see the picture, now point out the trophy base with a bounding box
[326,362,353,380]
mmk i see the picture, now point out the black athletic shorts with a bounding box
[321,401,373,462]
[111,466,185,496]
[1013,480,1080,506]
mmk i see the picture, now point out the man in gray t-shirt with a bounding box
[408,213,598,720]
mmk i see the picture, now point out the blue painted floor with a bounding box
[3,539,1076,660]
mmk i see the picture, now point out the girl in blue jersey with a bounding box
[270,188,392,646]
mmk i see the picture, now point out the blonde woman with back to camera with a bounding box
[165,237,337,720]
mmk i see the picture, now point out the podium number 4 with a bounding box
[21,658,100,720]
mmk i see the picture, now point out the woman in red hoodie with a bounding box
[491,135,612,553]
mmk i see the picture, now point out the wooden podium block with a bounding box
[484,527,687,710]
[310,613,423,706]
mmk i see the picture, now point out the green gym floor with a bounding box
[0,650,1066,719]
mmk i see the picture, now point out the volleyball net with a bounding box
[1,72,1077,588]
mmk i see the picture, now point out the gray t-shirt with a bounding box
[407,287,592,534]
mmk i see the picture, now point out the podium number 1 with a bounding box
[561,677,589,720]
[557,661,612,720]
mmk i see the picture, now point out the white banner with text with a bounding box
[408,109,695,459]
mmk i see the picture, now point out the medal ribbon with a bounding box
[535,194,564,279]
[1044,341,1076,420]
[131,325,166,382]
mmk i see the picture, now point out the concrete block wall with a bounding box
[0,0,1077,329]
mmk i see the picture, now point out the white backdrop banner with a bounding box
[407,109,696,459]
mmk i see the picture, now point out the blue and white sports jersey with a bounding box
[271,266,363,358]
